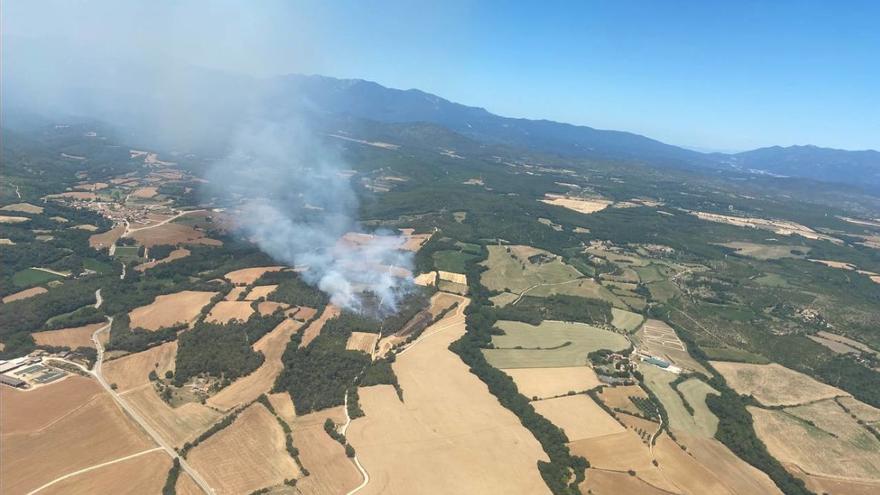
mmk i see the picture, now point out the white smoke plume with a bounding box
[207,121,414,313]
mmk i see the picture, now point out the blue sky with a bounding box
[4,0,879,151]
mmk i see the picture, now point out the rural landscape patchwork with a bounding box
[2,2,880,495]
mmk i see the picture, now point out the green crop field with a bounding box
[113,245,141,262]
[432,250,478,272]
[611,308,644,332]
[12,268,64,288]
[480,245,582,293]
[641,365,717,437]
[482,319,629,368]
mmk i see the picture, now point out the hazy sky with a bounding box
[4,0,878,152]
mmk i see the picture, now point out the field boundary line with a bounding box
[26,447,163,495]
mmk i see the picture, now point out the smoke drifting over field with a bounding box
[207,122,414,313]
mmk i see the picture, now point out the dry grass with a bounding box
[712,361,847,406]
[1,202,44,214]
[89,225,125,250]
[2,286,48,303]
[124,386,221,448]
[267,392,297,425]
[206,300,255,323]
[300,305,341,348]
[1,379,155,495]
[503,366,601,399]
[651,433,733,494]
[293,406,362,495]
[345,331,379,354]
[188,403,301,495]
[257,301,291,316]
[0,375,102,435]
[541,194,612,214]
[40,450,171,495]
[131,186,159,198]
[346,297,551,495]
[0,215,30,224]
[437,270,467,285]
[129,290,217,330]
[838,397,880,424]
[207,318,301,412]
[481,244,582,293]
[533,394,624,441]
[245,284,278,301]
[750,405,880,481]
[225,266,285,285]
[33,322,105,349]
[597,384,650,416]
[678,433,783,494]
[127,222,221,247]
[135,248,190,271]
[569,430,678,493]
[225,286,248,301]
[579,469,671,495]
[72,224,99,231]
[103,341,177,392]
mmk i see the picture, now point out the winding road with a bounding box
[87,290,215,494]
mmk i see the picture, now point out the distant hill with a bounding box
[278,74,710,167]
[725,145,880,189]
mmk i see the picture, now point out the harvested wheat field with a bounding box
[245,284,278,300]
[838,396,880,424]
[135,248,190,271]
[484,320,629,369]
[2,286,48,303]
[533,394,624,441]
[597,384,650,416]
[131,186,159,198]
[800,470,880,495]
[208,318,301,411]
[293,406,362,495]
[128,222,221,247]
[39,449,170,495]
[651,433,732,495]
[257,301,291,316]
[176,472,205,495]
[129,290,217,330]
[503,366,600,399]
[293,306,318,321]
[399,230,432,251]
[188,403,301,495]
[0,215,30,223]
[300,305,341,348]
[1,202,44,214]
[33,322,105,349]
[611,307,644,332]
[569,430,678,493]
[345,331,379,354]
[677,433,783,495]
[72,223,99,231]
[88,225,125,250]
[617,412,660,439]
[1,379,155,495]
[103,341,177,392]
[541,193,612,214]
[225,286,248,300]
[413,271,437,286]
[225,266,285,285]
[267,392,297,425]
[206,300,255,323]
[749,405,880,481]
[346,297,551,495]
[579,469,671,495]
[712,361,847,406]
[124,386,221,448]
[0,375,101,434]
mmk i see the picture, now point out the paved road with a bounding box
[89,318,215,494]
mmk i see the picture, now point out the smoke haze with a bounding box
[207,122,414,313]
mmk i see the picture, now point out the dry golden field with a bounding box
[2,286,48,303]
[128,290,217,330]
[345,331,379,354]
[503,366,601,399]
[39,450,170,495]
[293,406,362,495]
[346,297,551,495]
[540,193,612,214]
[677,433,783,495]
[225,286,248,301]
[103,340,177,392]
[127,222,222,247]
[245,284,279,301]
[208,318,301,411]
[206,300,255,323]
[299,305,341,348]
[712,361,847,406]
[124,386,221,448]
[597,384,650,416]
[188,403,301,495]
[88,225,125,250]
[135,247,190,271]
[532,394,624,441]
[1,202,44,213]
[32,322,105,349]
[1,378,155,495]
[224,266,285,285]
